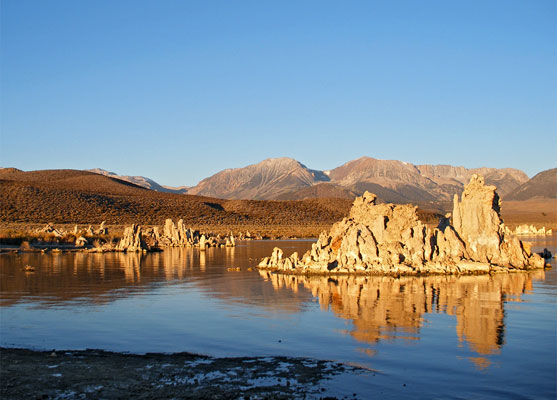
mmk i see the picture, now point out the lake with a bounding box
[1,238,556,399]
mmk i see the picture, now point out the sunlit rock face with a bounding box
[258,175,544,274]
[513,224,553,236]
[452,175,526,268]
[162,219,198,247]
[115,219,237,252]
[115,224,147,252]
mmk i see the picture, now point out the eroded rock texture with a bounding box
[258,175,544,275]
[116,219,237,252]
[161,219,198,247]
[116,224,147,252]
[513,224,553,236]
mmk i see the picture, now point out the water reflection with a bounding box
[258,270,546,367]
[0,242,550,370]
[0,244,313,311]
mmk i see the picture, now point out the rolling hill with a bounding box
[0,168,353,229]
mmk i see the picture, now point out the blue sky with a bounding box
[1,0,555,186]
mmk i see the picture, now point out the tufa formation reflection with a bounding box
[258,270,545,368]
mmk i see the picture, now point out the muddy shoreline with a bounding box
[0,347,372,399]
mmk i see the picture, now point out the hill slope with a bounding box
[0,169,352,227]
[275,183,357,200]
[505,168,557,200]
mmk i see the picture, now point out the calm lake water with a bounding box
[1,238,556,399]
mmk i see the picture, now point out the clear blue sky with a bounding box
[1,0,555,186]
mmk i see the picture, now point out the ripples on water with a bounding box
[1,238,556,398]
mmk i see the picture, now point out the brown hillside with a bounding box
[500,199,557,229]
[0,169,352,226]
[0,169,445,237]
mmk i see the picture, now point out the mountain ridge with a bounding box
[184,156,531,203]
[4,156,548,204]
[186,157,329,200]
[505,168,557,201]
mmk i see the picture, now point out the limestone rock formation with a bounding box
[21,218,236,253]
[258,175,545,275]
[75,236,88,247]
[199,235,207,250]
[513,225,553,236]
[104,219,237,253]
[116,224,148,252]
[226,234,235,247]
[162,219,196,247]
[452,175,525,267]
[85,225,95,236]
[96,221,108,235]
[158,219,235,249]
[143,227,160,249]
[36,223,63,237]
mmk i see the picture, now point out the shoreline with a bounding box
[0,238,317,255]
[0,223,336,243]
[0,347,369,399]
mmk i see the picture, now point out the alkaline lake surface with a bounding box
[1,238,556,399]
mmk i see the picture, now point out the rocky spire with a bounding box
[258,176,544,275]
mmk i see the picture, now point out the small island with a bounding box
[258,175,547,275]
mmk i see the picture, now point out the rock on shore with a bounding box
[258,175,545,275]
[114,219,237,252]
[115,224,146,252]
[513,224,553,236]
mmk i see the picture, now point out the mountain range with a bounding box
[2,165,555,231]
[87,157,554,204]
